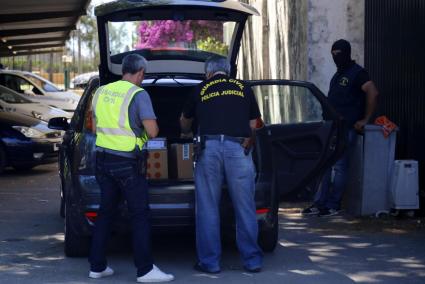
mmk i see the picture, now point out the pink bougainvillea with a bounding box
[136,20,223,49]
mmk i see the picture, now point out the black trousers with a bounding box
[89,152,153,276]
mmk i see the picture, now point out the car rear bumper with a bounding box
[70,175,273,236]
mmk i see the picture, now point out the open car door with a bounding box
[248,80,345,200]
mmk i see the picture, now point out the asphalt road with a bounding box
[1,163,425,284]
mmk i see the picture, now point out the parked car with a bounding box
[0,70,79,112]
[0,111,63,173]
[48,0,344,257]
[0,85,73,122]
[20,71,81,101]
[71,72,98,89]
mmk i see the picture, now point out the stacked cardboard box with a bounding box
[169,143,194,180]
[146,138,168,180]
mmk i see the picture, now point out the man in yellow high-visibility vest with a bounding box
[89,54,174,282]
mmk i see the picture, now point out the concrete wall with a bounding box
[237,0,365,95]
[307,0,365,94]
[238,0,308,81]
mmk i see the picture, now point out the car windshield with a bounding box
[22,74,61,92]
[108,20,236,60]
[0,86,33,104]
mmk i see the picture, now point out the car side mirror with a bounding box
[48,117,70,131]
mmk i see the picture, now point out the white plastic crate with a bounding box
[390,160,419,210]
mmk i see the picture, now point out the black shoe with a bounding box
[318,208,340,217]
[243,266,262,273]
[193,263,220,274]
[301,205,320,215]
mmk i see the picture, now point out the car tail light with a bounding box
[84,109,94,131]
[256,208,269,214]
[85,212,97,222]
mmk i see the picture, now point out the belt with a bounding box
[203,134,245,144]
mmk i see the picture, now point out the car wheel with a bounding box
[60,182,65,218]
[13,164,35,171]
[258,218,279,252]
[0,144,6,174]
[60,196,65,218]
[64,201,90,257]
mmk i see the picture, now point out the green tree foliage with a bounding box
[197,37,228,56]
[78,5,99,65]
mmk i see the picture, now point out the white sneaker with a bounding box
[137,265,174,283]
[89,266,114,279]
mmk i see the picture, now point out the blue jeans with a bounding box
[89,152,153,277]
[314,130,357,210]
[194,138,263,271]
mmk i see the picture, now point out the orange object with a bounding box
[374,116,397,138]
[255,117,265,129]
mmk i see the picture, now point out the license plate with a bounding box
[53,143,59,151]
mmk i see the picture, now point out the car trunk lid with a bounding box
[95,0,259,84]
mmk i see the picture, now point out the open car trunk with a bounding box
[142,82,198,184]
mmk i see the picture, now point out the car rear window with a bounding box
[108,20,236,61]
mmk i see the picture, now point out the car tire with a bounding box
[13,164,35,171]
[60,196,65,218]
[60,182,65,218]
[64,201,90,257]
[0,144,6,174]
[258,218,279,252]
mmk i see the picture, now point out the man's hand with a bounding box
[241,137,254,156]
[180,114,193,134]
[180,132,193,139]
[354,118,368,132]
[241,137,252,149]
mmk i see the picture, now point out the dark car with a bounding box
[0,111,62,173]
[48,0,344,257]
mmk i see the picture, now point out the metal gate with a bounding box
[365,0,425,210]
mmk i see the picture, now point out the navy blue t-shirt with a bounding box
[328,63,370,127]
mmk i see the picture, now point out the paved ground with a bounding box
[1,163,425,283]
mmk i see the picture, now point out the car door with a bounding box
[3,74,44,97]
[247,80,345,199]
[56,77,99,214]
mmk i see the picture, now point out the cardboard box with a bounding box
[146,138,168,180]
[169,143,194,180]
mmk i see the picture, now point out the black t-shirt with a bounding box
[328,63,371,127]
[353,69,370,90]
[182,74,261,137]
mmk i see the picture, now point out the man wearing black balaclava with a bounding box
[302,39,379,217]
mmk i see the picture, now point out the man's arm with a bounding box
[142,119,159,138]
[354,80,379,132]
[180,89,196,137]
[180,114,193,135]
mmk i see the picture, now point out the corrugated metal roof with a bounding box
[0,0,91,57]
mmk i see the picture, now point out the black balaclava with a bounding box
[331,39,352,71]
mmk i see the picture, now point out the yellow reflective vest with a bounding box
[92,80,148,152]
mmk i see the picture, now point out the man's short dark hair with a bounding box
[122,54,147,75]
